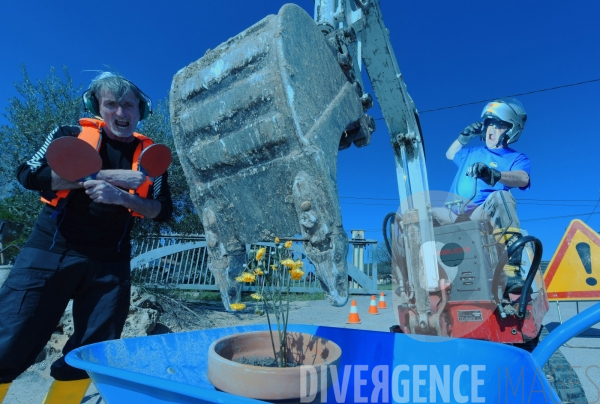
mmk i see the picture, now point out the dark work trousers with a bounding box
[0,247,131,382]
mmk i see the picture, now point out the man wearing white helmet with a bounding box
[440,98,530,292]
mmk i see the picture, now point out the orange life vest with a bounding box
[41,118,154,218]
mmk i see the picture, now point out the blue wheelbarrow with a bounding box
[66,302,600,403]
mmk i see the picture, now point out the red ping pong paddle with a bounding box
[138,144,172,178]
[46,137,102,182]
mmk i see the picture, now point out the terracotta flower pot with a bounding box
[208,331,342,403]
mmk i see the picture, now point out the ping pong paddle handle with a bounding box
[77,173,98,182]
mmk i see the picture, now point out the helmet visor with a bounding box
[484,118,512,130]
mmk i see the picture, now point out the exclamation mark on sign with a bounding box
[575,242,597,287]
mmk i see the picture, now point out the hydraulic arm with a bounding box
[315,0,439,329]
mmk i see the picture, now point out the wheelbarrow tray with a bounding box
[67,323,560,403]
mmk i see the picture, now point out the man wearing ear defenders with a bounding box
[435,98,530,294]
[0,72,172,403]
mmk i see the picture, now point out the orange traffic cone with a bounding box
[346,300,361,324]
[377,292,388,309]
[367,295,379,315]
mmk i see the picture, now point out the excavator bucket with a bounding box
[170,4,366,310]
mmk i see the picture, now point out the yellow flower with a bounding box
[290,268,305,281]
[235,272,256,283]
[291,260,304,270]
[275,237,280,245]
[256,247,266,261]
[229,303,246,311]
[251,293,262,300]
[281,259,295,268]
[270,265,278,271]
[254,267,264,275]
[284,240,293,249]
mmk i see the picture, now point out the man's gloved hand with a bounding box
[466,162,502,186]
[457,122,483,145]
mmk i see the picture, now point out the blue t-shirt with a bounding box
[448,146,530,210]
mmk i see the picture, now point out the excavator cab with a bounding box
[386,189,548,348]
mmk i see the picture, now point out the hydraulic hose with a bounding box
[382,212,409,287]
[491,235,543,317]
[382,212,398,256]
[508,236,543,318]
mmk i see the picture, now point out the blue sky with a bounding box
[1,1,600,260]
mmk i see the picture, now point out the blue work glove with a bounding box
[457,122,483,145]
[466,162,501,186]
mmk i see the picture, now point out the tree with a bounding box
[377,244,391,276]
[0,66,203,262]
[0,66,83,262]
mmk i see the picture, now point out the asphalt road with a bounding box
[542,301,600,404]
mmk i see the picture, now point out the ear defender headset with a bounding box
[82,78,153,121]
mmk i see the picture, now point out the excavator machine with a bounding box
[170,0,548,347]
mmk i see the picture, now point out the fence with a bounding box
[130,235,378,294]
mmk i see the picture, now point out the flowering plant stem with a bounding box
[230,239,304,368]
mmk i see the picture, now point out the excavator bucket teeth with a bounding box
[170,4,364,309]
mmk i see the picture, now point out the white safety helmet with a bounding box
[481,98,527,145]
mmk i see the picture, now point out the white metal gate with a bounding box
[130,235,378,294]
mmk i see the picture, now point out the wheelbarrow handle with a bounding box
[532,301,600,367]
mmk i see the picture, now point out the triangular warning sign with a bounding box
[544,219,600,300]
